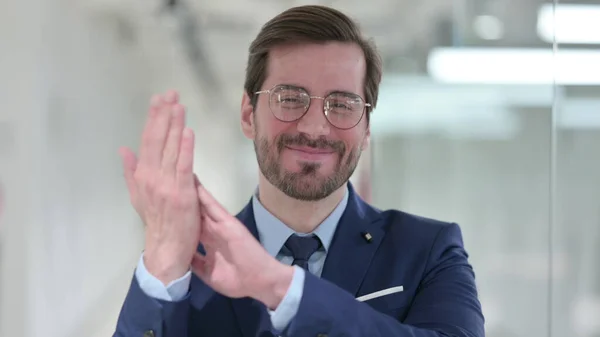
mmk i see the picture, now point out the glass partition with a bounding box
[367,1,568,336]
[552,1,600,336]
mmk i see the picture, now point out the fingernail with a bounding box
[165,90,179,103]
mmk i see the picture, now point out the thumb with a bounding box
[118,147,138,197]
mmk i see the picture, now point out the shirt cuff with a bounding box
[134,253,192,301]
[268,265,305,332]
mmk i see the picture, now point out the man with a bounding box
[114,5,485,337]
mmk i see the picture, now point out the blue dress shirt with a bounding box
[135,186,349,332]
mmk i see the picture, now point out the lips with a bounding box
[285,146,335,154]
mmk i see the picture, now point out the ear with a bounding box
[240,91,255,140]
[361,123,371,151]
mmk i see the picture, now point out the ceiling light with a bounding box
[427,47,600,85]
[473,15,504,40]
[537,4,600,44]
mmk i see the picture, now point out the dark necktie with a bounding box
[284,234,322,270]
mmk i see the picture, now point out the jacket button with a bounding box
[143,330,155,337]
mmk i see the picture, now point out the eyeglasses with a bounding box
[255,84,371,130]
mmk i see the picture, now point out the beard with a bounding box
[254,131,362,201]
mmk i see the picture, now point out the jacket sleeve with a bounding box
[112,273,192,337]
[285,223,485,337]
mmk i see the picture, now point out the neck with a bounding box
[257,174,347,233]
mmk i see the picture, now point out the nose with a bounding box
[296,97,330,138]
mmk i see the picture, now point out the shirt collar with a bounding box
[252,185,349,258]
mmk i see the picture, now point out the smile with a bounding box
[285,146,336,161]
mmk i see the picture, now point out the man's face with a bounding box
[241,42,371,201]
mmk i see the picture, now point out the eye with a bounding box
[278,95,302,104]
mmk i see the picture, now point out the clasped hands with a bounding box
[119,90,293,309]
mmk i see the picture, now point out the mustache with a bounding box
[278,134,345,153]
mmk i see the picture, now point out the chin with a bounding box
[280,176,340,201]
[283,160,333,175]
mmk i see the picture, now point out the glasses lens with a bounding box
[324,93,366,129]
[269,86,309,122]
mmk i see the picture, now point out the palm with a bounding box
[191,185,273,299]
[196,249,247,298]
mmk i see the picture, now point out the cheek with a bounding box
[337,130,367,153]
[257,117,295,141]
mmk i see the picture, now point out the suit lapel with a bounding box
[321,184,385,296]
[229,202,273,337]
[228,185,385,336]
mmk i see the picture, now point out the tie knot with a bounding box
[284,234,322,262]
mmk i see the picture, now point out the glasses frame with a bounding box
[255,84,372,130]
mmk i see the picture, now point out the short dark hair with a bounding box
[244,5,383,120]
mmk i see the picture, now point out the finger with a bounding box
[196,184,228,222]
[137,95,161,165]
[194,174,201,188]
[204,218,228,246]
[198,210,219,245]
[198,210,207,242]
[175,128,195,188]
[119,146,138,197]
[139,94,172,167]
[161,103,186,174]
[164,89,180,104]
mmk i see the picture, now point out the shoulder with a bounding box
[368,205,466,249]
[376,205,461,235]
[367,206,473,280]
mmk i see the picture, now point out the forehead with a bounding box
[264,42,366,96]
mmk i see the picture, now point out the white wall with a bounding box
[0,1,240,336]
[0,0,46,334]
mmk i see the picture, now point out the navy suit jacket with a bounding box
[114,185,485,337]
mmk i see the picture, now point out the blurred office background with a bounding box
[1,0,599,336]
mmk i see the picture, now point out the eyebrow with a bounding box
[278,83,360,97]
